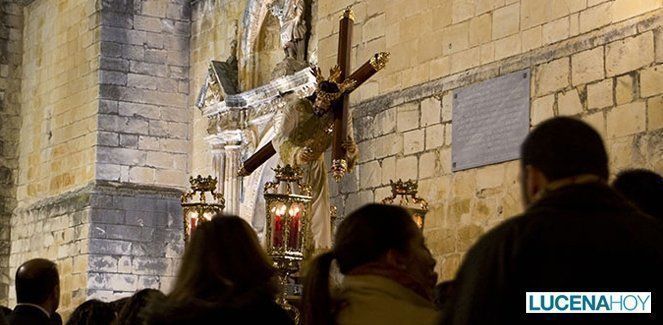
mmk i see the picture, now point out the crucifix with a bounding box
[237,7,389,250]
[238,8,389,181]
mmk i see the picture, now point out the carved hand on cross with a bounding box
[295,147,315,165]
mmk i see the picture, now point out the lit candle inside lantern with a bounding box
[287,204,301,249]
[271,203,287,248]
[190,215,198,234]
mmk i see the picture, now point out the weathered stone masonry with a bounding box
[0,1,24,306]
[9,181,183,313]
[97,0,191,188]
[86,182,183,303]
[2,0,191,314]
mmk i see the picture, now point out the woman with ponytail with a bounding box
[302,204,440,325]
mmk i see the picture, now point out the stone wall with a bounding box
[0,1,24,305]
[321,1,663,281]
[86,181,183,304]
[8,181,183,316]
[9,186,92,314]
[4,0,189,314]
[16,0,99,205]
[97,0,191,189]
[8,0,99,312]
[315,0,663,104]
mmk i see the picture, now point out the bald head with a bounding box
[15,258,59,309]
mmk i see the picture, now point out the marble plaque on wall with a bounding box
[452,69,530,171]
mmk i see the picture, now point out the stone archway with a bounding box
[252,12,284,87]
[238,0,276,90]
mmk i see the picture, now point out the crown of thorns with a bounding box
[314,66,357,101]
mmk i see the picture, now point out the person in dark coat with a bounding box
[441,117,663,324]
[0,307,11,317]
[612,169,663,220]
[145,215,294,325]
[7,258,62,325]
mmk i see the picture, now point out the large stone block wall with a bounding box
[328,6,663,281]
[9,186,92,315]
[3,0,189,314]
[9,0,100,312]
[7,182,184,317]
[16,0,99,205]
[316,0,663,104]
[97,0,191,189]
[0,1,24,305]
[85,182,183,304]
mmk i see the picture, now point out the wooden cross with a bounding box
[329,8,354,181]
[238,7,389,180]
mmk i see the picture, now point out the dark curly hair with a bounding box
[66,299,115,325]
[114,289,165,325]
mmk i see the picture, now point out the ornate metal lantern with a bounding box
[381,179,429,230]
[263,165,312,323]
[181,175,225,242]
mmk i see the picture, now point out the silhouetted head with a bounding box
[433,280,456,310]
[15,258,60,313]
[303,204,436,325]
[613,169,663,220]
[333,204,436,287]
[520,117,608,206]
[0,306,11,316]
[115,288,165,325]
[167,215,277,305]
[109,297,129,315]
[65,299,115,325]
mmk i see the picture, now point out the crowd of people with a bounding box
[0,117,662,324]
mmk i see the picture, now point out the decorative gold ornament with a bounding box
[381,179,429,230]
[331,158,348,182]
[330,205,338,225]
[370,52,391,71]
[264,165,313,323]
[181,175,225,242]
[330,205,339,235]
[340,7,355,21]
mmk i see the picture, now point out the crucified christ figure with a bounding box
[238,8,389,251]
[272,76,358,250]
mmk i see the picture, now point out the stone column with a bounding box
[205,135,226,195]
[220,130,243,215]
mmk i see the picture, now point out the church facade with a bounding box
[1,0,662,316]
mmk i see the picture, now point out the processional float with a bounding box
[250,7,390,322]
